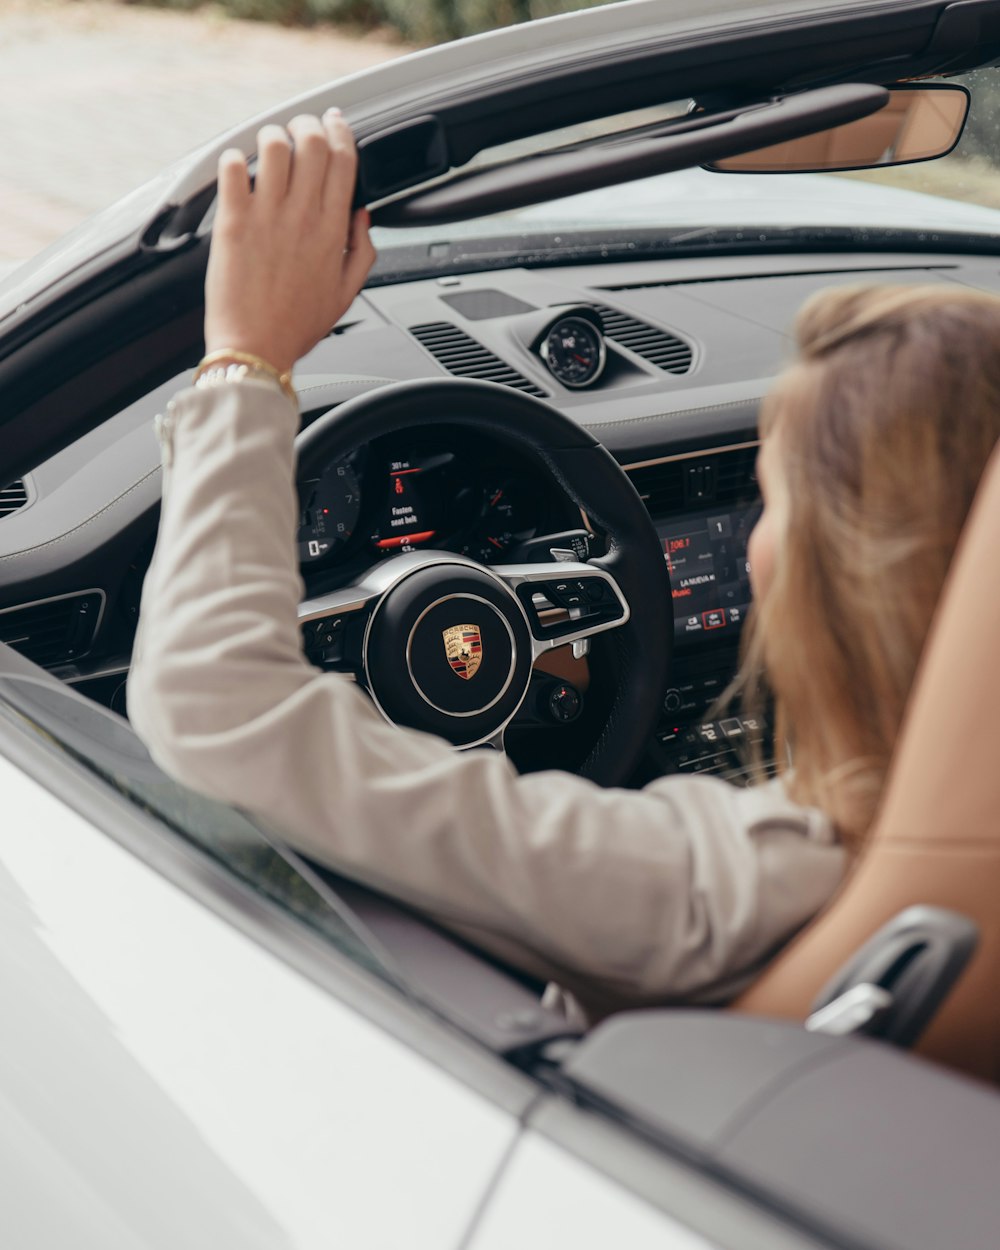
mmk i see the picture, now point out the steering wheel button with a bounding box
[541,581,574,607]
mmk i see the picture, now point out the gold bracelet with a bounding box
[194,349,296,406]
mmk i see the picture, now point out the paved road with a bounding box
[0,0,405,269]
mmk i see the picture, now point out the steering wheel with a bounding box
[295,378,672,786]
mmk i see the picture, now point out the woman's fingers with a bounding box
[216,149,251,223]
[255,124,294,210]
[342,208,376,296]
[321,108,359,218]
[254,113,358,240]
[287,114,331,208]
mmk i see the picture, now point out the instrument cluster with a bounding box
[296,431,572,579]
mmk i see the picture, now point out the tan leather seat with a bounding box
[735,441,1000,1084]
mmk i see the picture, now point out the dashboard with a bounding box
[295,428,579,580]
[5,248,1000,781]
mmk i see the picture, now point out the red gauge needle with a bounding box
[490,490,504,506]
[487,537,504,550]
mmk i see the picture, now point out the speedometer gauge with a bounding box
[461,479,537,564]
[539,315,607,389]
[297,459,361,563]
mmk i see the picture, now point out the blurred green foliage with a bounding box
[121,0,614,39]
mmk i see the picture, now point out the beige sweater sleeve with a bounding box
[127,381,845,1013]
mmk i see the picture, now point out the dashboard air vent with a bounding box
[0,479,29,518]
[0,591,104,669]
[627,445,759,517]
[409,321,548,397]
[591,304,693,374]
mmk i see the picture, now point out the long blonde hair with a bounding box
[744,284,1000,848]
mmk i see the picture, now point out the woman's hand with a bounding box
[204,110,376,376]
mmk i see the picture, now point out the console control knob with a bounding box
[664,688,682,713]
[548,683,582,724]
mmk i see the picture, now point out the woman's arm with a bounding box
[127,114,844,1015]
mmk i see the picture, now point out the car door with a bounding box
[0,647,534,1250]
[466,1011,1000,1250]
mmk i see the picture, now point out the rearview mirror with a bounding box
[706,83,969,174]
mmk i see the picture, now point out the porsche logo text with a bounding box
[443,624,483,680]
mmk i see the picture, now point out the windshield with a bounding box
[371,69,1000,259]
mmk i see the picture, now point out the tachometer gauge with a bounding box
[297,459,361,563]
[539,315,607,389]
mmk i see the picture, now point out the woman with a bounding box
[127,111,1000,1020]
[746,281,1000,852]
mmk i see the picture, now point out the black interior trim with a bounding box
[375,86,889,227]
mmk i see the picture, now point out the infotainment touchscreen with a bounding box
[654,501,761,643]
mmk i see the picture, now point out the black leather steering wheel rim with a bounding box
[296,377,672,786]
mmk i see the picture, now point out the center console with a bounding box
[646,491,771,783]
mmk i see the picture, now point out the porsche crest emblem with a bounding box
[442,624,483,680]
